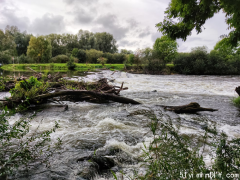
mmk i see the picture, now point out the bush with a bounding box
[119,114,240,180]
[19,54,34,64]
[97,57,108,66]
[66,56,76,70]
[50,55,70,63]
[10,76,49,101]
[0,109,61,178]
[233,96,240,108]
[0,51,12,64]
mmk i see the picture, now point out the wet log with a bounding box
[161,102,217,114]
[33,90,140,104]
[236,86,240,96]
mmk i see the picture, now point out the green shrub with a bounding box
[19,54,34,64]
[97,57,108,66]
[66,56,76,70]
[120,114,240,180]
[50,55,69,63]
[10,76,48,100]
[233,96,240,108]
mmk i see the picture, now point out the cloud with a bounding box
[93,14,129,40]
[119,40,139,47]
[138,28,151,38]
[151,31,162,42]
[63,0,98,5]
[72,7,95,24]
[0,7,30,31]
[29,13,65,35]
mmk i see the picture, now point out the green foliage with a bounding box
[117,114,240,180]
[66,56,76,70]
[174,46,240,75]
[156,0,240,47]
[213,133,240,178]
[27,36,52,63]
[97,57,108,66]
[86,49,103,63]
[18,54,34,64]
[137,115,207,179]
[153,35,178,63]
[0,51,12,64]
[76,49,86,63]
[232,96,240,108]
[213,38,240,60]
[127,54,134,65]
[10,77,48,100]
[50,54,70,63]
[0,108,61,178]
[71,48,78,57]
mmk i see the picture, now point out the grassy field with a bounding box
[1,63,125,71]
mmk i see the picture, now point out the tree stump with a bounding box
[235,86,240,96]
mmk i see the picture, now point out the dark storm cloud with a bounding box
[0,7,29,31]
[30,13,65,35]
[93,14,130,40]
[138,28,151,38]
[63,0,98,5]
[72,7,96,24]
[119,40,139,47]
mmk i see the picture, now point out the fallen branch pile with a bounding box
[1,72,140,109]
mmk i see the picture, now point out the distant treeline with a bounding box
[0,25,133,64]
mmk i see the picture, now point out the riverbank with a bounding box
[1,63,125,72]
[0,63,175,74]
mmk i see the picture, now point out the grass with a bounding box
[233,96,240,108]
[1,63,125,72]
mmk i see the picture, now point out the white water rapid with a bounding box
[3,71,240,180]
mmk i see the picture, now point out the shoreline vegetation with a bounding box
[0,63,175,74]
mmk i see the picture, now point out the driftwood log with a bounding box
[235,86,240,96]
[33,90,140,104]
[161,102,217,114]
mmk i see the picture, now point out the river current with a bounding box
[4,71,240,180]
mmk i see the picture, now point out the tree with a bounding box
[86,49,103,63]
[71,48,78,57]
[213,38,240,60]
[153,36,178,63]
[14,31,32,56]
[45,34,66,57]
[76,49,86,63]
[94,32,118,53]
[156,0,240,47]
[120,49,133,55]
[27,36,52,63]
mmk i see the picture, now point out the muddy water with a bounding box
[4,71,240,180]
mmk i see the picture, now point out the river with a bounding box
[3,70,240,180]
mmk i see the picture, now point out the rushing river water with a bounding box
[3,70,240,180]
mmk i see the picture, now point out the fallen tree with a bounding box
[1,75,140,109]
[161,102,217,114]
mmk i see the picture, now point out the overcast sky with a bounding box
[0,0,230,52]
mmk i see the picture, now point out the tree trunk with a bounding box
[161,102,217,114]
[33,90,140,104]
